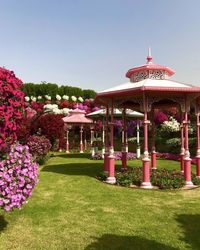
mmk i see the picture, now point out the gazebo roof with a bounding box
[97,79,199,96]
[126,48,175,79]
[87,108,144,119]
[62,108,93,124]
[95,50,200,105]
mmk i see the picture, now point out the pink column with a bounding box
[90,127,94,150]
[121,108,127,171]
[80,125,83,153]
[136,120,141,158]
[195,101,200,178]
[101,117,105,158]
[141,95,152,189]
[180,113,185,173]
[104,105,109,172]
[151,112,156,170]
[106,101,116,184]
[72,127,75,152]
[84,128,87,151]
[184,99,193,187]
[66,127,69,153]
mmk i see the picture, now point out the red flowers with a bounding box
[0,66,24,155]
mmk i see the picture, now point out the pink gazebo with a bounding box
[62,108,93,153]
[87,108,144,162]
[95,49,200,188]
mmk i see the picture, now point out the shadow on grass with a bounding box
[0,215,8,233]
[42,162,103,178]
[85,234,178,250]
[176,214,200,250]
[50,153,92,159]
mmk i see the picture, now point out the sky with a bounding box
[1,0,200,91]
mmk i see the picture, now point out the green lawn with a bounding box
[0,153,200,250]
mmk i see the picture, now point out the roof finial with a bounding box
[147,47,153,63]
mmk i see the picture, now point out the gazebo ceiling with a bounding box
[87,108,144,119]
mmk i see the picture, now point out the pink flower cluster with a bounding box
[0,67,24,155]
[157,152,196,164]
[27,135,51,161]
[0,143,39,212]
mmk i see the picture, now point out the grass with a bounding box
[0,153,200,250]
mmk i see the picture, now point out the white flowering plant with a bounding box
[24,96,30,102]
[45,95,51,100]
[78,96,84,102]
[62,108,70,115]
[44,104,58,113]
[43,104,69,115]
[160,117,180,133]
[37,96,42,100]
[56,94,61,101]
[31,96,37,102]
[62,95,69,100]
[71,96,77,102]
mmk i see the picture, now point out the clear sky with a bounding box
[1,0,200,91]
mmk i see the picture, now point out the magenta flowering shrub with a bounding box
[0,143,38,212]
[0,67,24,155]
[154,111,168,125]
[157,152,180,161]
[157,152,196,165]
[92,151,136,160]
[27,135,51,162]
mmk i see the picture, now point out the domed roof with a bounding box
[126,48,175,82]
[62,108,93,124]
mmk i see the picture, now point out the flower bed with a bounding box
[92,151,137,160]
[98,167,200,189]
[157,152,196,164]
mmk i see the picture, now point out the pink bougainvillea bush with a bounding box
[0,143,38,212]
[0,67,24,155]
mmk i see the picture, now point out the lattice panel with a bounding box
[132,71,148,82]
[149,70,165,80]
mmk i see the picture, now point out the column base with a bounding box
[66,151,69,154]
[80,151,84,154]
[59,149,63,152]
[106,177,116,184]
[140,182,153,189]
[184,181,194,188]
[196,156,200,177]
[152,167,157,170]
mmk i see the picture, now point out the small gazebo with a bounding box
[87,108,144,161]
[95,49,200,188]
[62,108,93,153]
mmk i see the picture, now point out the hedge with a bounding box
[22,82,96,100]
